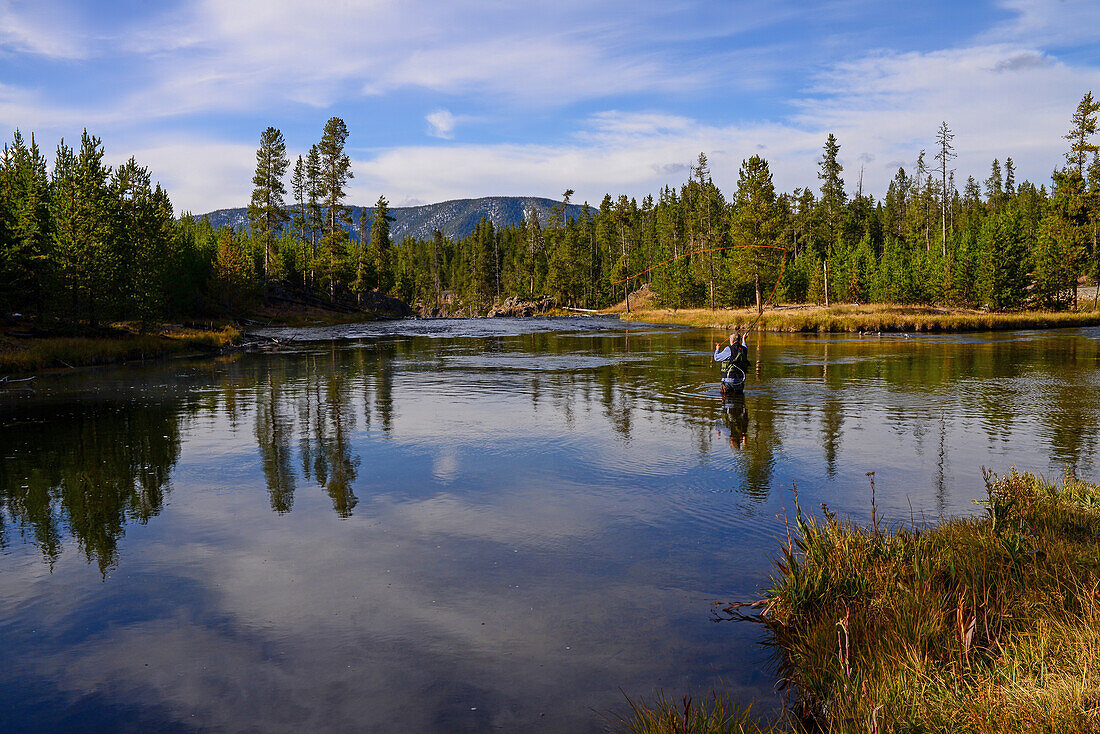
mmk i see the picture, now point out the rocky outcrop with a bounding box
[414,295,559,318]
[487,296,558,317]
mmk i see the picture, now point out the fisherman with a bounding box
[714,331,750,395]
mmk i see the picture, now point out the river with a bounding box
[1,317,1098,732]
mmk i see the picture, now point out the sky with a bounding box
[1,0,1099,214]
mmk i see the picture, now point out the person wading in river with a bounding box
[714,331,750,395]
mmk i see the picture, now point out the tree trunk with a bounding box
[755,271,762,314]
[823,260,830,308]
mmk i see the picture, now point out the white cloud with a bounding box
[109,139,257,214]
[426,109,457,139]
[983,0,1100,47]
[0,0,89,59]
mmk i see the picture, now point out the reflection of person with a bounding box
[713,331,750,395]
[716,394,749,450]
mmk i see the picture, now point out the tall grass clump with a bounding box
[611,690,780,734]
[757,470,1100,733]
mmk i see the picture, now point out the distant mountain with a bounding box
[194,196,592,241]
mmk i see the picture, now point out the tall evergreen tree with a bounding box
[316,118,353,300]
[1,131,50,314]
[247,126,289,280]
[317,117,353,238]
[729,155,781,311]
[305,145,323,285]
[818,134,846,244]
[1065,91,1100,177]
[52,131,117,324]
[934,122,956,255]
[290,154,308,284]
[369,195,395,294]
[979,204,1029,309]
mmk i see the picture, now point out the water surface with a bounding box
[2,317,1098,732]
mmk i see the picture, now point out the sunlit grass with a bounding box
[618,470,1100,733]
[618,304,1100,332]
[758,470,1100,732]
[610,690,781,734]
[0,323,240,374]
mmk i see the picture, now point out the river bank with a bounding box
[618,470,1100,733]
[0,282,415,375]
[0,322,243,374]
[615,303,1100,333]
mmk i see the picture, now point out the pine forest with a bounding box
[3,94,1100,324]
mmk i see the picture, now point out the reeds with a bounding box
[618,471,1100,733]
[611,690,780,734]
[758,470,1100,732]
[618,304,1100,333]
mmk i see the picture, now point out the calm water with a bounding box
[2,317,1099,733]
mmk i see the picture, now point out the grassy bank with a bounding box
[0,323,240,374]
[616,470,1100,733]
[616,304,1100,333]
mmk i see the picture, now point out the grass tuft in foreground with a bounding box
[760,469,1100,733]
[617,470,1100,733]
[611,690,779,734]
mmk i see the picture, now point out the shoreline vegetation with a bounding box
[6,96,1100,358]
[614,301,1100,333]
[5,298,1099,376]
[0,322,242,375]
[616,470,1100,734]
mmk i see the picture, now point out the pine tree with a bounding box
[1,131,51,314]
[317,117,352,238]
[290,155,308,284]
[369,195,395,294]
[979,205,1029,309]
[985,159,1003,201]
[729,155,781,311]
[353,206,374,299]
[114,157,174,327]
[305,145,323,285]
[472,218,496,307]
[316,118,353,300]
[51,131,118,324]
[818,134,846,244]
[247,126,289,281]
[1065,91,1100,177]
[934,122,956,255]
[1034,170,1089,309]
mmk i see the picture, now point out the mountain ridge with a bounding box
[193,196,593,241]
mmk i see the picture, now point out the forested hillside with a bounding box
[2,94,1099,324]
[199,197,589,242]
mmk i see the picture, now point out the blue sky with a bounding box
[2,0,1098,213]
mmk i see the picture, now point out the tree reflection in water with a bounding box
[3,324,1099,574]
[0,400,181,575]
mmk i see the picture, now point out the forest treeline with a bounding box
[2,94,1099,323]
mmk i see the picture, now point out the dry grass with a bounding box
[618,471,1100,734]
[0,323,240,374]
[610,690,780,734]
[755,470,1100,733]
[617,304,1100,333]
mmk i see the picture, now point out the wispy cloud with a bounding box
[1,0,1099,213]
[425,109,457,139]
[0,0,90,59]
